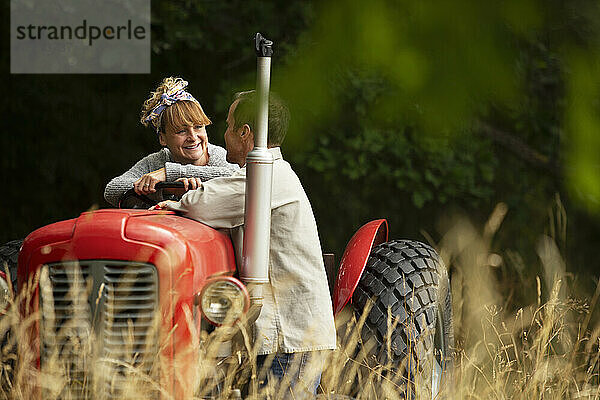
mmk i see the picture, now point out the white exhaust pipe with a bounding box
[240,34,274,306]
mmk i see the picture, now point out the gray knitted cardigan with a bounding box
[104,144,239,206]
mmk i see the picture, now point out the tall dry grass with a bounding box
[0,201,598,399]
[437,201,600,400]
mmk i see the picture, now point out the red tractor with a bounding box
[0,34,453,399]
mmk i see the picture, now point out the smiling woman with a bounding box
[103,77,239,207]
[155,99,210,166]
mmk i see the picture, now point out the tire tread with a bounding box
[0,239,22,292]
[352,240,442,367]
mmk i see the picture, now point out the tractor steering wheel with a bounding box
[118,182,187,209]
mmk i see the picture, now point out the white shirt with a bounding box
[166,147,337,355]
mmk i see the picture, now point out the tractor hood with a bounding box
[19,209,236,289]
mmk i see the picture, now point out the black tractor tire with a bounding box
[352,240,454,397]
[0,239,21,295]
[0,239,21,390]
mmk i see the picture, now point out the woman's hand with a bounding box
[134,168,167,195]
[175,177,203,192]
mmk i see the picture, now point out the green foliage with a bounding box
[272,0,600,220]
[277,0,541,150]
[270,0,599,273]
[293,69,497,212]
[565,52,600,213]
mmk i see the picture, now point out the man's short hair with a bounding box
[233,91,290,147]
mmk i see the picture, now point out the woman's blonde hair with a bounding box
[140,77,212,134]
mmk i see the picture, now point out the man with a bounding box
[155,91,336,396]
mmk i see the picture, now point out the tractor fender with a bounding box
[332,219,388,315]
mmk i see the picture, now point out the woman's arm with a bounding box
[104,150,168,207]
[164,144,240,182]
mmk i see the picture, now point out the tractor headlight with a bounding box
[0,276,10,311]
[199,277,249,326]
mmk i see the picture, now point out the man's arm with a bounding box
[161,172,247,229]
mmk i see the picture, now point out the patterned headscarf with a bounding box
[144,79,200,133]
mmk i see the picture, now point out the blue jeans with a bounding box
[256,352,324,398]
